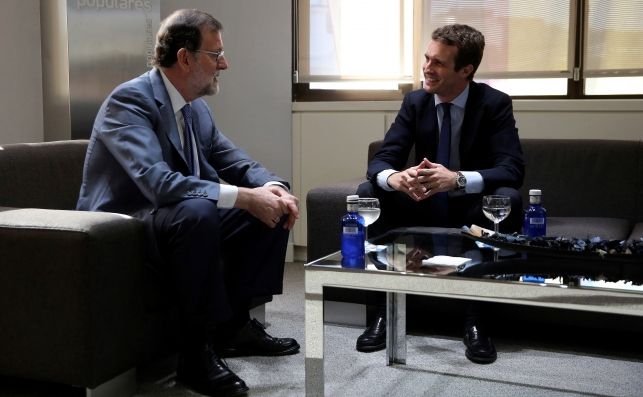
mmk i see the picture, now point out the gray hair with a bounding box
[153,9,223,68]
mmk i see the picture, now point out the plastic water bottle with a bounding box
[341,195,365,268]
[523,189,547,237]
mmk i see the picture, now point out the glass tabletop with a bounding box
[306,227,643,294]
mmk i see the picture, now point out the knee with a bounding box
[492,187,522,210]
[175,198,220,234]
[491,187,523,232]
[356,180,375,197]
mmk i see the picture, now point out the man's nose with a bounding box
[218,57,229,70]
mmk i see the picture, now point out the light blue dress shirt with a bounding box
[377,85,484,194]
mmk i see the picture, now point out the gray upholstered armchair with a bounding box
[307,139,643,262]
[0,140,169,396]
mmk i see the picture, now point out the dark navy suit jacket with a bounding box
[368,81,524,192]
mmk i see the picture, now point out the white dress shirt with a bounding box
[159,70,288,208]
[159,69,238,208]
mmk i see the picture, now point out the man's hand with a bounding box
[235,185,300,230]
[266,185,299,230]
[413,158,458,199]
[386,162,428,201]
[387,158,458,201]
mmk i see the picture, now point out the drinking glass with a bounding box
[482,195,512,260]
[358,198,381,251]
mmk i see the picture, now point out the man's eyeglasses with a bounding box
[194,49,225,63]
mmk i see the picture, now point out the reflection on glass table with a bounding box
[303,227,643,397]
[364,228,643,293]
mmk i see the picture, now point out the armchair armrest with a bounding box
[306,178,365,261]
[0,207,145,388]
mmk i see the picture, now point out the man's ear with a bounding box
[461,64,474,79]
[176,47,191,69]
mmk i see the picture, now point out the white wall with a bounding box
[514,100,643,140]
[0,0,43,144]
[161,0,293,183]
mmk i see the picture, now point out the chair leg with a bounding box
[85,368,136,397]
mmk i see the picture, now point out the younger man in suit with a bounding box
[356,24,525,364]
[77,9,298,397]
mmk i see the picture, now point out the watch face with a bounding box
[457,174,466,189]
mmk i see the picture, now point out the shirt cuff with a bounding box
[217,184,238,208]
[264,181,289,191]
[376,169,397,191]
[462,171,484,193]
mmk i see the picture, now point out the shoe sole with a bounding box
[464,348,497,364]
[219,344,300,358]
[356,342,386,353]
[177,379,249,397]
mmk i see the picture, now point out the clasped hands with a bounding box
[387,158,457,202]
[237,185,300,230]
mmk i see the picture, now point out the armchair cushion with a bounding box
[0,207,145,388]
[0,140,87,210]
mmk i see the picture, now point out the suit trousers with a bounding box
[145,198,289,344]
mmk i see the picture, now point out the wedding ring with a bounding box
[272,217,280,223]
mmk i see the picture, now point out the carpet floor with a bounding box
[2,261,642,396]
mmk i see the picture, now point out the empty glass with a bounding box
[358,197,380,252]
[482,195,512,260]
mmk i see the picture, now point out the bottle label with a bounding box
[343,226,360,234]
[529,218,545,225]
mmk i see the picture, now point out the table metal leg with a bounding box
[386,291,406,365]
[305,284,325,396]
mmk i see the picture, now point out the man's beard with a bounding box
[198,80,219,97]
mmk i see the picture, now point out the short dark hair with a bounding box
[153,9,223,68]
[431,24,485,81]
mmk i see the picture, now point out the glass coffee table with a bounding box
[304,227,643,396]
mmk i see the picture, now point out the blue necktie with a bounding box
[433,102,452,224]
[180,104,195,175]
[436,102,452,167]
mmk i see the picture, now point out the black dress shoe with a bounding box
[463,325,497,364]
[356,314,386,352]
[177,343,249,397]
[218,318,300,357]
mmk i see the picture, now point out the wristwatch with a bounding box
[455,171,466,191]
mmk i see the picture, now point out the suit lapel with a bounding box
[418,94,439,162]
[149,68,186,164]
[459,81,482,157]
[190,99,220,181]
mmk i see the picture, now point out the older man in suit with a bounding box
[355,24,525,364]
[77,9,298,397]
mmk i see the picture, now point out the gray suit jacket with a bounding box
[77,68,284,218]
